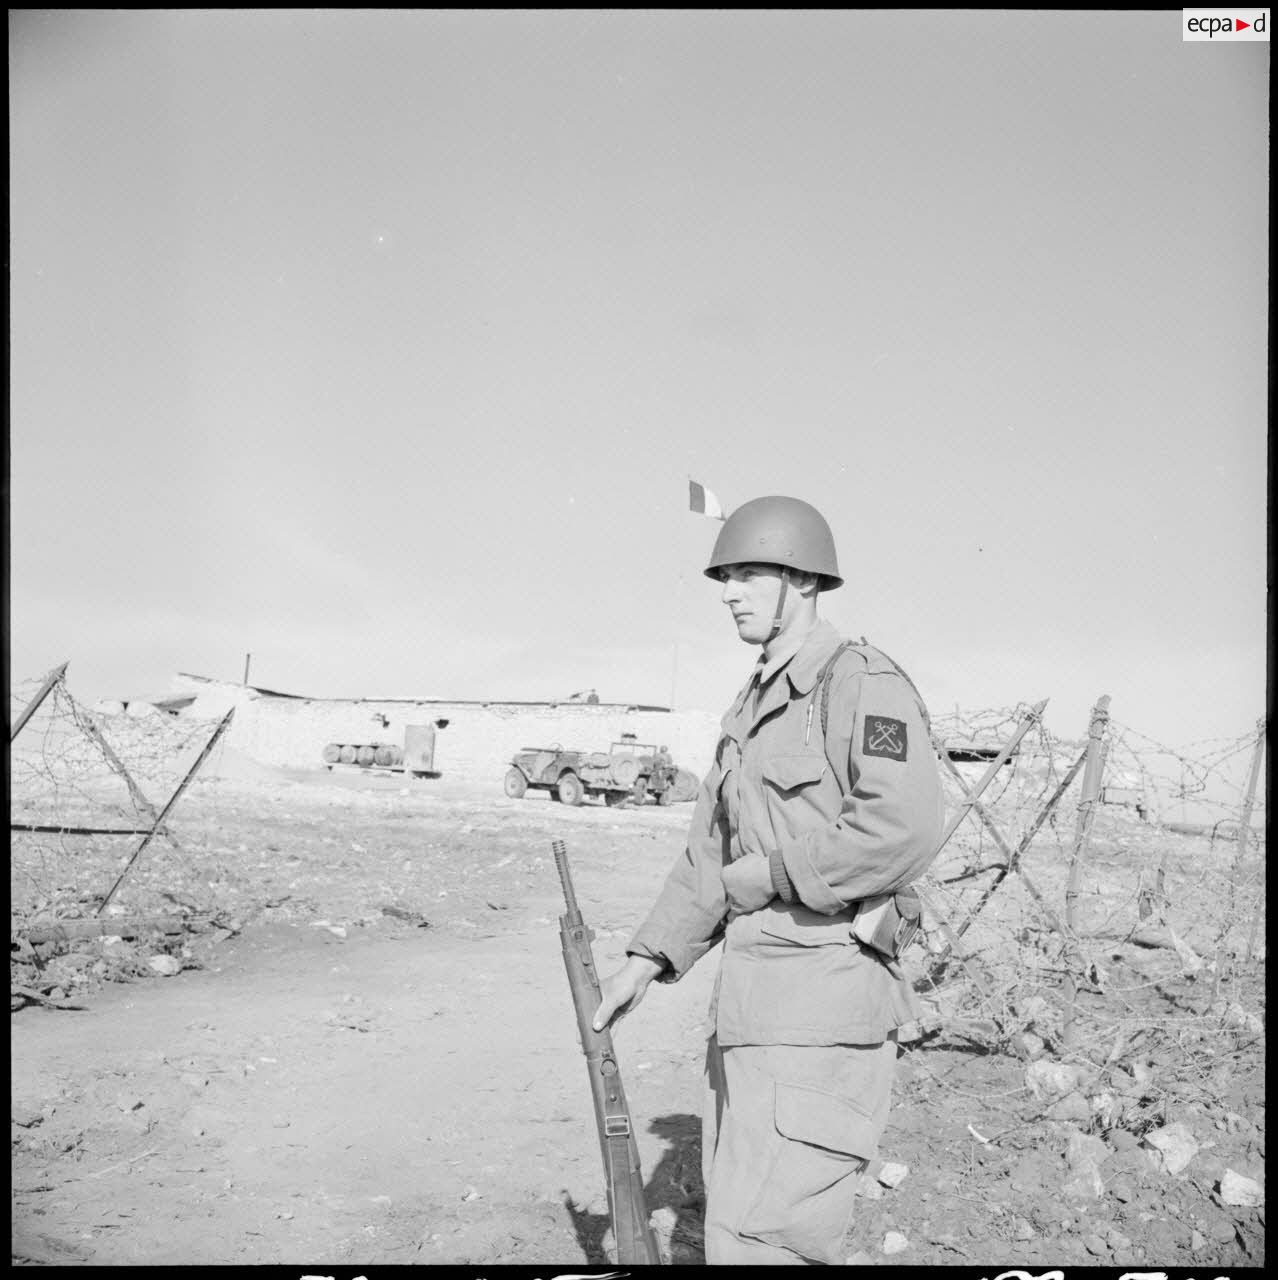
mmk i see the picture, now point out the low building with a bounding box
[163,673,722,784]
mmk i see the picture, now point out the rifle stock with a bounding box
[553,839,661,1266]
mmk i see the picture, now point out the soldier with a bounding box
[594,495,944,1265]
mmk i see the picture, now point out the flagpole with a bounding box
[670,569,683,711]
[678,477,726,711]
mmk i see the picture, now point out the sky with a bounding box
[7,9,1270,754]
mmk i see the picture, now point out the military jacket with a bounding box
[628,620,945,1046]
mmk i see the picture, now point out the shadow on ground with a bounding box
[563,1112,705,1264]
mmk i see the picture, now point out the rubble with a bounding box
[1063,1129,1109,1199]
[1025,1059,1085,1099]
[1218,1169,1263,1207]
[1143,1122,1199,1176]
[882,1230,909,1255]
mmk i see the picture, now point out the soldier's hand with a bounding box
[721,855,776,917]
[593,954,665,1032]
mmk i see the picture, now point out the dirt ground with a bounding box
[10,763,1266,1268]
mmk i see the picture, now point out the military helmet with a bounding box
[703,495,843,590]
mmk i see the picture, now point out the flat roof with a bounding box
[176,673,668,711]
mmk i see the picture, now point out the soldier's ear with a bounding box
[793,570,820,596]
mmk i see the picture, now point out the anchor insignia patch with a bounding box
[864,715,908,762]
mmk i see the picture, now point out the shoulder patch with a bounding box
[863,714,908,762]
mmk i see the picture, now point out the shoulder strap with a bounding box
[816,639,859,740]
[818,638,932,738]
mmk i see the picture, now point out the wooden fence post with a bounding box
[1062,694,1111,1049]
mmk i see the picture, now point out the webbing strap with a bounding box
[816,638,933,778]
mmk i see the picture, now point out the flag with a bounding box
[688,479,726,521]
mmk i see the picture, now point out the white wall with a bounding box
[171,676,723,782]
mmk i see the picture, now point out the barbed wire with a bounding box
[910,704,1264,1138]
[10,674,233,924]
[11,673,1265,1125]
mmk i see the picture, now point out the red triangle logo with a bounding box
[1237,19,1250,30]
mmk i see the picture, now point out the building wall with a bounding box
[170,676,723,783]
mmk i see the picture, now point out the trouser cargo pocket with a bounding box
[741,1081,878,1264]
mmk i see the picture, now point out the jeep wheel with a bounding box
[557,773,585,807]
[504,768,527,799]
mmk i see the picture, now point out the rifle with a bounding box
[552,839,661,1265]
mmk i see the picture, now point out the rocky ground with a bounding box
[10,760,1266,1267]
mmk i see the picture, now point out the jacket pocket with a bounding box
[755,904,854,948]
[741,1082,877,1262]
[760,751,828,794]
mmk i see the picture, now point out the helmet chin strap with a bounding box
[767,568,790,642]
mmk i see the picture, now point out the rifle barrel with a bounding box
[552,838,582,923]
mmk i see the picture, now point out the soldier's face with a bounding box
[719,563,784,645]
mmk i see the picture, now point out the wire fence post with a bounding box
[1238,717,1266,962]
[95,708,236,915]
[9,661,69,741]
[1062,694,1111,1049]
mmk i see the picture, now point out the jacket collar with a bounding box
[738,619,845,733]
[779,618,846,696]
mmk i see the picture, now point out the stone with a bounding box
[147,955,182,977]
[1109,1176,1136,1203]
[882,1231,909,1255]
[1026,1059,1084,1099]
[1107,1128,1139,1152]
[1063,1167,1104,1199]
[1190,1229,1207,1251]
[1067,1131,1110,1168]
[1219,1169,1263,1207]
[1083,1233,1108,1256]
[1023,1030,1048,1056]
[876,1161,909,1189]
[1062,1129,1109,1199]
[1221,1002,1263,1034]
[1144,1122,1199,1176]
[1208,1213,1239,1244]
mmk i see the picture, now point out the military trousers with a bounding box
[700,1034,898,1265]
